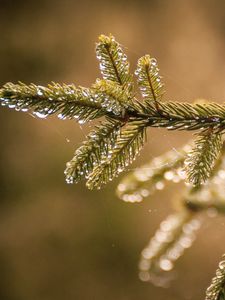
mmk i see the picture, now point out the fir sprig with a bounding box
[1,34,225,297]
[65,119,122,184]
[140,101,225,131]
[135,54,164,111]
[117,144,189,202]
[2,83,225,131]
[86,119,148,189]
[139,211,201,287]
[206,256,225,300]
[184,130,223,186]
[96,34,133,93]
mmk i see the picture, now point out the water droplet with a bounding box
[117,184,126,192]
[179,236,193,248]
[66,162,72,168]
[140,189,150,197]
[177,168,186,180]
[139,259,151,271]
[100,63,106,71]
[212,117,220,122]
[219,260,225,270]
[164,171,174,181]
[122,55,127,61]
[66,176,74,184]
[155,181,165,190]
[96,53,102,59]
[37,88,44,96]
[33,111,47,119]
[172,175,181,183]
[139,271,150,282]
[8,104,16,109]
[159,258,173,271]
[134,70,139,76]
[58,113,66,120]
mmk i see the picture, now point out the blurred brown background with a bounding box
[0,0,225,299]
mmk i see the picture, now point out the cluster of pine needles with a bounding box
[1,34,225,299]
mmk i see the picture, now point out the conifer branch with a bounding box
[183,186,225,214]
[206,256,225,300]
[86,120,148,189]
[1,34,225,297]
[139,210,201,287]
[137,142,225,287]
[65,119,122,184]
[2,83,225,131]
[139,101,225,131]
[183,147,225,214]
[92,79,132,111]
[0,82,106,122]
[184,130,223,186]
[96,34,133,93]
[135,55,164,112]
[117,144,190,202]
